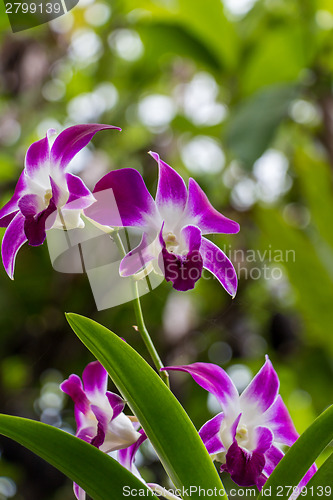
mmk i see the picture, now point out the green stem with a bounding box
[113,231,170,388]
[132,281,169,388]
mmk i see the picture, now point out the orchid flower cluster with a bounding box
[0,125,318,499]
[0,124,239,295]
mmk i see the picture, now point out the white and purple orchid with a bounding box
[61,361,180,500]
[85,152,239,295]
[0,124,120,279]
[61,361,141,500]
[163,356,317,492]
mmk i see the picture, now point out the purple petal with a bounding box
[119,232,157,277]
[159,223,203,291]
[60,374,90,415]
[253,426,274,454]
[106,392,125,420]
[74,482,86,500]
[82,361,108,399]
[50,124,121,169]
[18,194,41,218]
[199,412,225,455]
[24,131,51,177]
[200,237,238,297]
[163,363,239,419]
[160,246,203,291]
[0,172,27,226]
[230,413,242,440]
[187,178,240,234]
[224,441,265,487]
[23,199,57,246]
[262,395,298,446]
[90,404,108,448]
[180,224,202,252]
[240,356,280,420]
[118,428,146,473]
[85,168,158,228]
[76,425,97,444]
[65,173,95,210]
[1,212,27,279]
[262,444,284,477]
[49,176,62,207]
[149,151,188,220]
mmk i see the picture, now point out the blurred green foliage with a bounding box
[0,0,333,498]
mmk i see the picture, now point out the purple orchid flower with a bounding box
[85,151,239,295]
[0,124,120,279]
[163,356,317,492]
[61,361,141,500]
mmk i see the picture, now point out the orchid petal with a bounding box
[240,356,279,421]
[65,173,95,210]
[106,392,125,420]
[90,404,108,448]
[74,481,86,500]
[200,237,238,297]
[23,199,57,246]
[102,413,141,452]
[159,224,203,291]
[24,131,51,177]
[224,441,265,487]
[230,413,242,440]
[50,124,121,170]
[85,168,158,228]
[160,246,203,291]
[119,232,157,277]
[60,374,90,415]
[82,361,108,399]
[149,151,188,222]
[199,412,225,455]
[118,429,147,473]
[0,172,27,226]
[1,212,27,279]
[18,194,42,218]
[163,363,239,420]
[253,426,274,454]
[49,176,63,207]
[262,395,299,446]
[187,178,240,234]
[180,224,202,252]
[262,445,284,478]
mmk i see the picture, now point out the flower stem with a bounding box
[113,231,170,388]
[132,282,170,388]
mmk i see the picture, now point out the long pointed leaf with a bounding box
[259,405,333,499]
[66,313,226,500]
[0,414,156,500]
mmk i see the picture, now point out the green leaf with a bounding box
[241,27,308,96]
[302,452,333,498]
[258,405,333,499]
[138,22,221,71]
[125,0,238,69]
[225,84,298,167]
[0,414,157,500]
[66,313,226,500]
